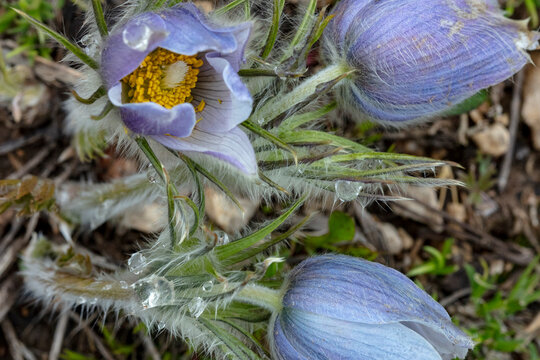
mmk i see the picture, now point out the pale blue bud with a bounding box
[324,0,539,124]
[271,255,474,360]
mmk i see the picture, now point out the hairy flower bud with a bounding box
[324,0,539,124]
[270,255,474,360]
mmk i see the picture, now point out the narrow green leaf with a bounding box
[258,171,289,195]
[12,8,99,70]
[174,195,199,237]
[180,154,243,212]
[136,137,178,243]
[285,0,317,56]
[228,213,313,265]
[215,195,305,265]
[176,154,204,236]
[90,101,114,120]
[242,120,297,164]
[91,0,108,37]
[261,0,285,59]
[215,318,269,358]
[214,0,247,16]
[198,317,261,360]
[278,102,336,132]
[279,129,371,152]
[71,86,106,105]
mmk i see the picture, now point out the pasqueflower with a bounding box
[271,255,474,360]
[324,0,539,124]
[101,3,256,174]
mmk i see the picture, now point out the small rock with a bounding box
[471,123,510,157]
[522,52,540,150]
[205,187,259,234]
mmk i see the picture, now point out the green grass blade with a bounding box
[91,0,108,37]
[261,0,285,59]
[214,0,247,16]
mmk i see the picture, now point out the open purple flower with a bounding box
[101,4,256,174]
[324,0,539,124]
[271,254,474,360]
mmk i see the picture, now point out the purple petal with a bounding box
[101,4,252,88]
[152,127,257,175]
[326,0,538,123]
[108,85,196,137]
[101,12,169,88]
[283,255,474,354]
[192,55,253,132]
[273,308,443,360]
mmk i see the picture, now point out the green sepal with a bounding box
[215,317,270,359]
[215,195,305,266]
[242,120,297,164]
[198,317,262,360]
[12,8,99,70]
[217,302,271,323]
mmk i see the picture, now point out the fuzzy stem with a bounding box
[46,272,133,301]
[235,284,282,313]
[254,62,352,126]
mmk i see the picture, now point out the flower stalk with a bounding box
[235,284,282,313]
[253,62,352,126]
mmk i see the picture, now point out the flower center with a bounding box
[122,48,204,109]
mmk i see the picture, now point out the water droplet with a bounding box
[80,34,100,57]
[77,296,87,304]
[257,117,265,125]
[132,276,174,309]
[157,321,166,331]
[147,170,157,183]
[122,22,153,51]
[128,252,147,275]
[202,280,213,292]
[215,231,229,245]
[334,180,361,202]
[119,281,129,289]
[187,297,205,318]
[102,284,113,291]
[88,298,98,305]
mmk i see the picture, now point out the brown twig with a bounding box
[392,199,534,265]
[498,70,525,192]
[49,311,69,360]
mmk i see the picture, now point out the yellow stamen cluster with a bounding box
[122,48,204,109]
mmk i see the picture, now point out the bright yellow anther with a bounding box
[121,48,203,109]
[195,100,206,113]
